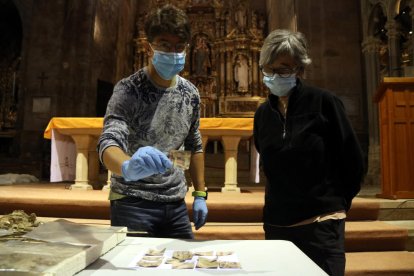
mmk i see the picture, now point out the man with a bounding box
[97,4,208,239]
[254,29,365,276]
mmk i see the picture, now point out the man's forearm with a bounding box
[189,152,206,191]
[102,146,130,176]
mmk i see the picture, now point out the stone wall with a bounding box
[1,0,137,178]
[296,0,368,154]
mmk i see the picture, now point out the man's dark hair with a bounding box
[144,4,191,43]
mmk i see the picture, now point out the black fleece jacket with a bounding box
[254,79,365,226]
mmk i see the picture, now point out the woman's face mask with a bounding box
[263,75,297,97]
[152,50,186,80]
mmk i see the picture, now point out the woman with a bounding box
[254,29,365,276]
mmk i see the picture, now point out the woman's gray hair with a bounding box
[259,29,312,68]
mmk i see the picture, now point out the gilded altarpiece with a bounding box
[134,0,267,117]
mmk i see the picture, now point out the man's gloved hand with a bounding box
[193,197,208,230]
[121,146,172,181]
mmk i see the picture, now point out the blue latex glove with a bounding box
[193,197,208,230]
[121,146,172,181]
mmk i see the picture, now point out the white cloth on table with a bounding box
[50,129,76,182]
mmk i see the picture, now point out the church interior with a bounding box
[1,0,414,275]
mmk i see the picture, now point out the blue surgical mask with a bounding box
[263,75,297,97]
[152,50,186,80]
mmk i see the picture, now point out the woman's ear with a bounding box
[296,66,305,78]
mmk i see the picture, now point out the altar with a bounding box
[44,117,258,192]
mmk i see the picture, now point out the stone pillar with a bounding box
[70,134,93,190]
[88,137,101,189]
[221,136,241,193]
[249,140,260,183]
[361,36,382,186]
[266,0,297,31]
[386,21,402,76]
[102,170,111,190]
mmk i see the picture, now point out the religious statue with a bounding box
[234,54,249,93]
[235,3,247,32]
[192,36,211,76]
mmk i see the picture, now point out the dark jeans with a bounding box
[110,196,193,239]
[264,219,345,276]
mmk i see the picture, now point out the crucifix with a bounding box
[37,72,48,89]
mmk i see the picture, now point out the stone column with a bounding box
[250,141,260,183]
[70,134,93,190]
[361,36,382,186]
[221,136,241,193]
[102,170,111,190]
[88,136,101,189]
[386,21,402,76]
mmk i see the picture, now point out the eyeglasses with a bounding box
[260,66,299,78]
[150,42,189,53]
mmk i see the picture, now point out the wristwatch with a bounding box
[192,190,208,200]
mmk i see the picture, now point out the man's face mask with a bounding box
[151,48,186,80]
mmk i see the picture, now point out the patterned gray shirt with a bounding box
[97,67,203,202]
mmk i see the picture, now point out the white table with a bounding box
[78,237,327,276]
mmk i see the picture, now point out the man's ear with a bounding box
[145,41,153,57]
